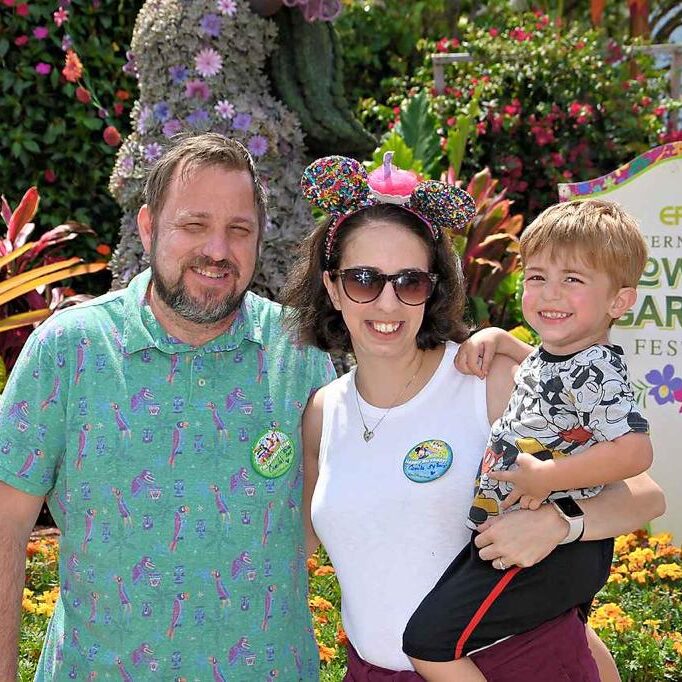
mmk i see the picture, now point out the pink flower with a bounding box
[489,28,499,37]
[551,152,565,167]
[35,62,52,75]
[184,79,210,100]
[214,99,235,119]
[14,35,29,46]
[44,169,57,183]
[509,27,531,41]
[194,48,222,78]
[16,3,29,16]
[3,0,16,7]
[53,6,69,26]
[216,0,237,15]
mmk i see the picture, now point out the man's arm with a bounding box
[0,482,44,679]
[474,473,665,568]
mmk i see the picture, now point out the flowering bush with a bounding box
[0,0,141,252]
[109,0,315,297]
[378,9,680,217]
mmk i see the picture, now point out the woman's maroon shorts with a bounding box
[343,608,600,682]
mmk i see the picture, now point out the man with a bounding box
[0,133,335,680]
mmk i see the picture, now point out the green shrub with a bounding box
[0,0,142,257]
[375,9,680,218]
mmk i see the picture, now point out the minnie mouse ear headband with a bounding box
[300,152,476,266]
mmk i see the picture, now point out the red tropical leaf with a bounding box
[7,187,40,243]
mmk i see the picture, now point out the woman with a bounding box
[281,155,664,681]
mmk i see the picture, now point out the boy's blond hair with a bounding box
[519,199,648,289]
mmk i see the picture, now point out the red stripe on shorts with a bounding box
[454,566,523,659]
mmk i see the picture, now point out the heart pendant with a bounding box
[363,429,374,442]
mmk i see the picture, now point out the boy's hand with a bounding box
[489,453,553,509]
[455,328,504,379]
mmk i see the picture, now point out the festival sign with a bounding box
[559,141,682,539]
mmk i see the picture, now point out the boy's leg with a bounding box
[404,535,613,660]
[409,657,485,682]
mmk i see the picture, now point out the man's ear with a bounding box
[138,204,153,254]
[322,271,342,311]
[610,286,637,320]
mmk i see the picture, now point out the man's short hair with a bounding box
[520,199,648,289]
[144,132,267,232]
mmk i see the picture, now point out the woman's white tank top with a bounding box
[311,341,491,671]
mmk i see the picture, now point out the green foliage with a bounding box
[367,132,424,175]
[0,0,142,258]
[380,9,680,218]
[393,91,442,178]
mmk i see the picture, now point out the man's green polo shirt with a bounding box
[0,269,335,680]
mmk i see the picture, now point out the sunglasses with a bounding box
[329,268,439,306]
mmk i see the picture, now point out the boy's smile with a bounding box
[522,249,635,356]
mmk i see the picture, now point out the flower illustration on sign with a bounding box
[633,364,682,413]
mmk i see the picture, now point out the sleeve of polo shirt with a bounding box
[0,327,67,496]
[308,349,336,396]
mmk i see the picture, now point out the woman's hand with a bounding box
[474,505,568,568]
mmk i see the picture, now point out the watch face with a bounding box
[554,496,583,518]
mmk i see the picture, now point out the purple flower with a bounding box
[153,102,172,123]
[186,109,210,129]
[143,143,164,163]
[232,112,252,131]
[162,119,183,137]
[122,50,137,77]
[645,365,682,405]
[248,135,268,157]
[61,34,74,51]
[200,13,222,37]
[185,79,211,100]
[137,105,154,134]
[169,65,189,85]
[33,26,49,40]
[214,99,235,119]
[35,63,52,76]
[119,155,135,174]
[216,0,237,16]
[195,48,223,78]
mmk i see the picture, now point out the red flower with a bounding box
[489,28,499,37]
[16,2,29,16]
[113,102,124,116]
[654,106,666,117]
[44,169,57,184]
[62,50,83,83]
[14,35,29,46]
[115,89,130,101]
[95,244,111,256]
[103,125,121,146]
[75,86,91,104]
[3,0,16,7]
[640,96,652,107]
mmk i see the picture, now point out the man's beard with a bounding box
[151,254,248,325]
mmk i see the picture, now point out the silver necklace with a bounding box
[354,352,425,443]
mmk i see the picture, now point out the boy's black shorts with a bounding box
[403,533,613,661]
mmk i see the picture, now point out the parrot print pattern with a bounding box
[0,270,335,680]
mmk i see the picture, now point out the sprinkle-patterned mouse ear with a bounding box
[300,155,375,221]
[407,181,476,236]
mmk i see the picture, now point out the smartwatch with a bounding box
[551,496,585,545]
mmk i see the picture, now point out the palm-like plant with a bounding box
[0,187,108,379]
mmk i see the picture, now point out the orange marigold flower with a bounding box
[115,89,131,101]
[95,244,112,256]
[630,569,649,584]
[62,49,83,83]
[614,533,637,556]
[314,565,335,577]
[307,556,319,572]
[314,613,329,625]
[309,596,334,611]
[656,563,682,580]
[648,532,673,547]
[318,644,337,663]
[336,626,349,647]
[607,572,625,584]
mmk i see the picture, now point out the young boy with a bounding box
[403,199,653,680]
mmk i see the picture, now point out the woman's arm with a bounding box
[456,327,532,379]
[474,473,665,567]
[302,386,325,559]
